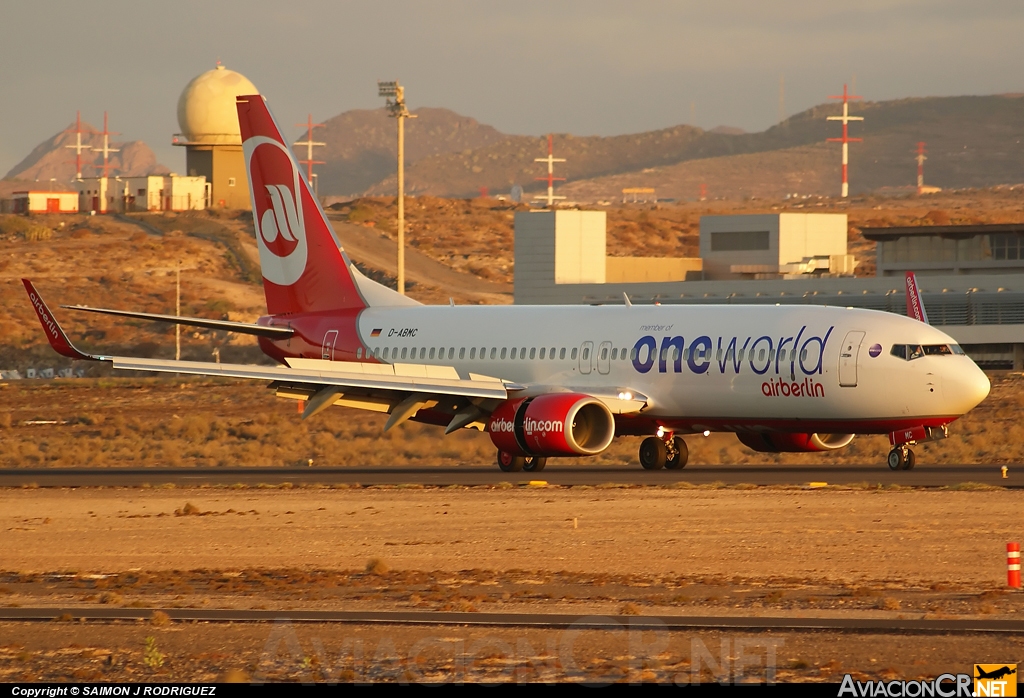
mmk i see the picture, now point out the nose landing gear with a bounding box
[639,433,689,470]
[886,425,947,470]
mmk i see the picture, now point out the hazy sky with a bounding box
[3,0,1022,177]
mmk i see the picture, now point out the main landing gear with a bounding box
[639,433,688,470]
[887,446,916,471]
[496,450,547,473]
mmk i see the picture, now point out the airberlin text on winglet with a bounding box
[632,325,834,377]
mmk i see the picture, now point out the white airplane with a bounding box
[24,94,990,472]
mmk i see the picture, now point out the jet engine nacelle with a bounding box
[736,432,856,453]
[488,393,616,457]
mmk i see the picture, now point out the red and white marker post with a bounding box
[1009,542,1021,589]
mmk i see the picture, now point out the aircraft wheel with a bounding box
[665,437,689,470]
[902,448,916,471]
[639,437,667,470]
[497,450,524,472]
[887,448,906,471]
[523,456,547,473]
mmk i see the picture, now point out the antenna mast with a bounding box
[826,84,863,198]
[63,111,94,180]
[293,114,325,193]
[916,141,928,193]
[533,134,566,207]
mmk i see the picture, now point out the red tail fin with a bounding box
[236,95,366,315]
[905,271,929,324]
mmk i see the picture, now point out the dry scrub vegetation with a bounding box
[0,371,1018,468]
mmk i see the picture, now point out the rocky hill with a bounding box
[353,94,1024,199]
[4,121,168,183]
[315,107,505,196]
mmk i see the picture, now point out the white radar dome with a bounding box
[177,64,259,145]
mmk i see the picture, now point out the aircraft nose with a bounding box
[945,359,990,414]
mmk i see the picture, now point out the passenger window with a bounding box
[429,348,436,360]
[611,348,618,360]
[449,348,455,360]
[600,347,608,360]
[582,348,590,360]
[716,348,722,361]
[560,348,566,360]
[778,349,785,361]
[460,347,466,359]
[500,348,507,359]
[530,348,536,359]
[470,347,476,359]
[383,347,389,359]
[522,347,527,358]
[571,348,578,360]
[551,347,556,359]
[401,347,408,360]
[356,348,362,359]
[630,347,637,360]
[420,348,427,360]
[758,349,765,362]
[800,349,807,361]
[490,348,497,360]
[539,348,546,359]
[511,348,518,360]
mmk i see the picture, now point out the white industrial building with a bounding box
[699,213,856,279]
[10,190,79,214]
[76,174,208,213]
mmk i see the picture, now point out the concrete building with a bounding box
[11,190,79,214]
[861,223,1024,277]
[76,175,207,212]
[699,213,856,279]
[173,64,258,210]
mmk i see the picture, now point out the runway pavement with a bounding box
[1,607,1019,634]
[0,462,1016,488]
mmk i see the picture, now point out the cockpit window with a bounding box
[891,343,964,360]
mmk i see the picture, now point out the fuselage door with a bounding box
[838,330,865,387]
[579,341,594,375]
[597,341,612,375]
[322,329,339,361]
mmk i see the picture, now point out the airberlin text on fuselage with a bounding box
[632,325,834,381]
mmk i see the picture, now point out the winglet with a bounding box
[22,279,106,361]
[905,271,929,324]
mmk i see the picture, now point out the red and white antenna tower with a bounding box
[63,111,95,180]
[92,111,120,177]
[293,114,325,192]
[826,84,863,198]
[533,134,565,207]
[915,141,927,193]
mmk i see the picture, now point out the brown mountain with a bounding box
[355,94,1024,199]
[315,107,505,196]
[5,121,169,184]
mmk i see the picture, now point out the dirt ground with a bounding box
[0,487,1021,682]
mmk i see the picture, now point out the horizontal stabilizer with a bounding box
[61,305,294,339]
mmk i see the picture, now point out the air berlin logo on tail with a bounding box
[244,136,308,286]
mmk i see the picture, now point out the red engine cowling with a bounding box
[488,394,616,457]
[736,432,855,453]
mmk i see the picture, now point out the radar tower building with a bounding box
[173,63,258,210]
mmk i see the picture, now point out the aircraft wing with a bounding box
[59,304,294,339]
[24,278,510,430]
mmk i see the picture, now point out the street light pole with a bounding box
[378,81,416,295]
